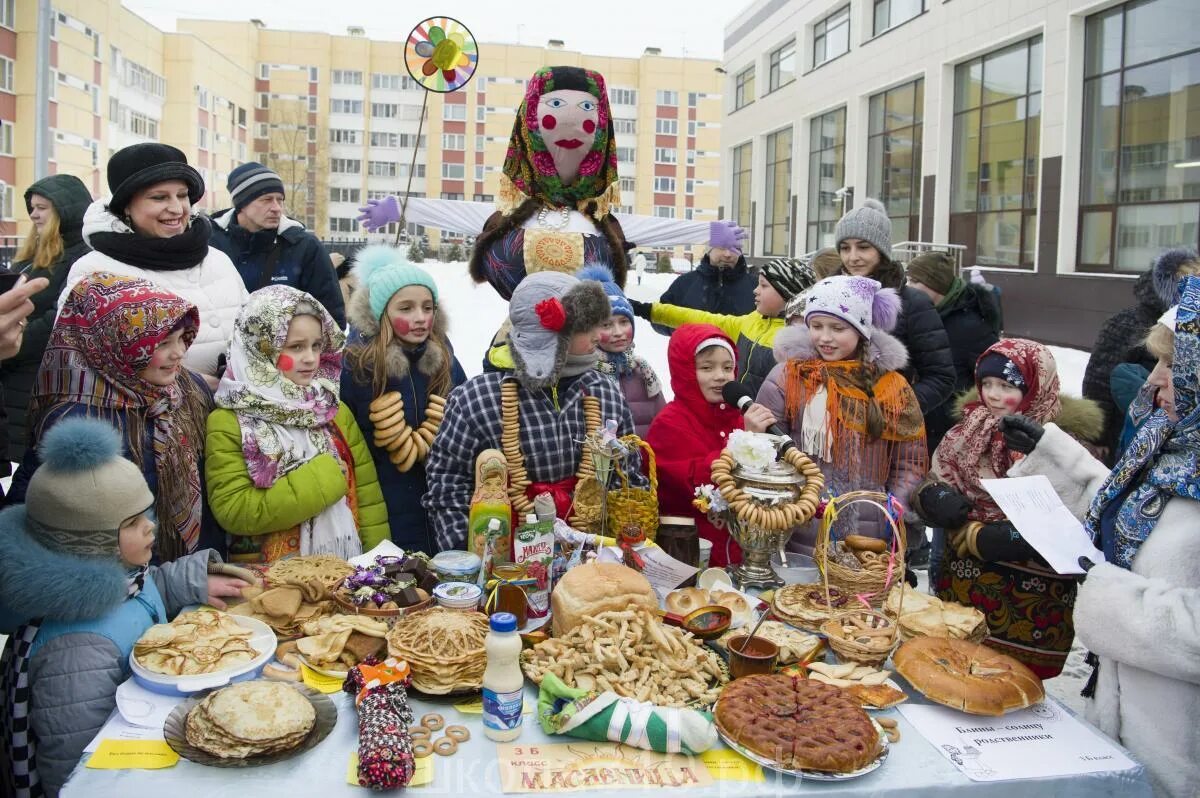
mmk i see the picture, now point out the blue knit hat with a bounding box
[578,264,634,327]
[352,244,439,321]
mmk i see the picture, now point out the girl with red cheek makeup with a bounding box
[206,285,388,563]
[340,246,467,554]
[913,339,1104,679]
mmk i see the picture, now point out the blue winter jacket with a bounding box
[653,252,757,336]
[209,209,345,326]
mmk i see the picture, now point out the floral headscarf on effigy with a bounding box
[500,66,620,219]
[215,285,360,558]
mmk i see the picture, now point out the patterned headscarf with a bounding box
[214,286,360,558]
[501,66,620,213]
[30,273,207,561]
[1085,276,1200,568]
[934,339,1062,522]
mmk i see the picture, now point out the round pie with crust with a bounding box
[894,636,1044,716]
[715,674,882,773]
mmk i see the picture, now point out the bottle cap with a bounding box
[490,612,518,633]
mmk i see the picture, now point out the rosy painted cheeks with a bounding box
[541,114,557,130]
[582,119,596,134]
[392,317,411,335]
[276,354,295,371]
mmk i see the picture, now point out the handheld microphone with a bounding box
[721,382,796,453]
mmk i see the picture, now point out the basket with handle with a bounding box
[815,491,907,610]
[605,435,660,541]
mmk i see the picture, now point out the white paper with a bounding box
[898,698,1137,782]
[83,712,167,753]
[596,545,697,604]
[348,539,405,567]
[980,476,1105,574]
[115,678,183,729]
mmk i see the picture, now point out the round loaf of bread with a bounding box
[894,636,1044,716]
[551,562,657,637]
[665,587,709,615]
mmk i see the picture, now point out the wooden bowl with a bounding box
[332,591,433,619]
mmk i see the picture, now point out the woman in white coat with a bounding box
[60,143,248,386]
[1000,274,1200,798]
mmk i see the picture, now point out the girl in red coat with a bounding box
[647,324,777,566]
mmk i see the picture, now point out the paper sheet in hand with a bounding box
[898,697,1137,782]
[979,476,1105,574]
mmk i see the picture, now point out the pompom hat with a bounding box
[804,275,902,341]
[352,244,439,321]
[834,198,893,260]
[24,417,155,558]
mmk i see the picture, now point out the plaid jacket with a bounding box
[424,370,642,551]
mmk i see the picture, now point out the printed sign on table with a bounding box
[898,697,1138,782]
[497,742,714,793]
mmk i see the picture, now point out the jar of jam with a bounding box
[489,563,529,628]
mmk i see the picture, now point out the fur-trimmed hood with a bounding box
[0,506,130,623]
[951,388,1105,443]
[772,324,909,372]
[345,284,452,382]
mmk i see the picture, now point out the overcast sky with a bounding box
[122,0,743,61]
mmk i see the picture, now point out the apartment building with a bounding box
[721,0,1199,346]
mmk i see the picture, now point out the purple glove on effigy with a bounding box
[357,195,402,233]
[708,219,747,252]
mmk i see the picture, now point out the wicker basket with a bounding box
[815,491,906,609]
[820,610,898,666]
[606,436,659,541]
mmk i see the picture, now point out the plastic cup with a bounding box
[698,539,713,571]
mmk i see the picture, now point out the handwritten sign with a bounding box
[86,739,179,770]
[899,697,1137,782]
[497,742,713,793]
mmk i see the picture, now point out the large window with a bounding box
[1078,0,1200,271]
[734,66,755,110]
[868,78,924,243]
[950,36,1043,268]
[873,0,924,36]
[732,142,753,241]
[806,109,847,251]
[768,40,796,92]
[765,127,793,256]
[332,70,362,85]
[813,7,850,68]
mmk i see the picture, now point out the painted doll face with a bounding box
[536,89,600,185]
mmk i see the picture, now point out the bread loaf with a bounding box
[550,562,657,637]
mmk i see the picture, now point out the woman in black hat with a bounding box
[58,143,248,386]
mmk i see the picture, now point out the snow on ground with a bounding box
[431,261,1090,398]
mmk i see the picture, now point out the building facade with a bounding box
[721,0,1199,347]
[1,2,724,260]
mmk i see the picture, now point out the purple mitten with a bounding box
[357,195,401,232]
[709,219,747,252]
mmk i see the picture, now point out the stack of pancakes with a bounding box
[185,681,315,759]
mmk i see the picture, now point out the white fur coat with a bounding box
[1009,424,1200,798]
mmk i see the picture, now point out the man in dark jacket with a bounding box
[906,251,1002,450]
[653,242,756,335]
[209,163,345,325]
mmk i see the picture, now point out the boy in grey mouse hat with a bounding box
[507,272,612,391]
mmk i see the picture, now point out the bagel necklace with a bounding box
[369,381,446,474]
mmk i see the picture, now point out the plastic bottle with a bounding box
[481,612,524,741]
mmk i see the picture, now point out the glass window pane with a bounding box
[1085,8,1123,77]
[1125,0,1200,69]
[914,77,925,123]
[1115,202,1200,270]
[979,100,1026,211]
[1120,52,1200,204]
[809,151,824,215]
[1028,37,1044,94]
[1080,211,1114,266]
[890,217,909,245]
[829,19,849,59]
[982,42,1029,106]
[951,112,980,212]
[890,0,923,29]
[885,81,917,129]
[955,61,982,111]
[867,136,885,198]
[977,211,1024,266]
[874,0,889,35]
[1081,75,1120,205]
[882,131,917,216]
[1024,93,1042,209]
[869,93,885,135]
[1022,212,1038,265]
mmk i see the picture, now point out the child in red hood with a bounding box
[647,324,777,566]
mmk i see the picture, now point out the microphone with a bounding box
[721,382,796,453]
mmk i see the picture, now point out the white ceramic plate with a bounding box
[130,613,277,696]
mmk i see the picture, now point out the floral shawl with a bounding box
[30,273,206,561]
[500,66,620,217]
[934,339,1062,522]
[1085,276,1200,569]
[214,285,360,558]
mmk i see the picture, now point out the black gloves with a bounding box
[628,299,653,320]
[1000,414,1044,454]
[916,482,972,529]
[949,521,1043,564]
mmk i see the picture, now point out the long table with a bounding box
[63,680,1152,798]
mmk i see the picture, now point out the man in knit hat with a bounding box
[209,162,345,325]
[424,272,643,550]
[906,251,1001,449]
[0,418,248,796]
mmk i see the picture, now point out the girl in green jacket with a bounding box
[206,285,388,563]
[633,258,816,396]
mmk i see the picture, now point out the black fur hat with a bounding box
[1152,247,1200,307]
